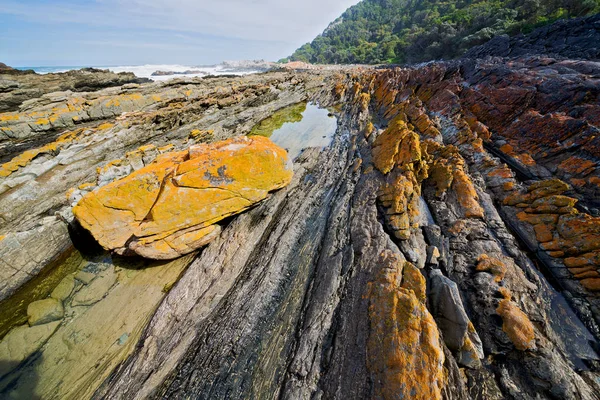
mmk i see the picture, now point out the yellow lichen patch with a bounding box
[0,114,20,122]
[429,160,453,196]
[378,171,421,240]
[96,159,124,175]
[367,251,445,400]
[78,182,96,191]
[73,136,293,259]
[189,129,214,143]
[103,93,143,108]
[0,126,89,176]
[0,235,5,242]
[138,144,156,153]
[496,299,536,351]
[372,114,434,238]
[372,117,409,174]
[452,168,484,219]
[358,92,370,112]
[364,121,375,139]
[97,123,114,130]
[157,144,175,153]
[36,118,50,125]
[476,254,507,282]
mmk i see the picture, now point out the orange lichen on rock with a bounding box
[564,251,600,268]
[378,172,420,240]
[496,299,536,351]
[367,251,445,400]
[452,168,485,219]
[372,115,432,239]
[425,144,484,218]
[557,156,596,177]
[372,117,409,174]
[508,178,600,291]
[542,213,600,255]
[504,179,570,206]
[73,136,293,259]
[476,254,507,282]
[580,278,600,292]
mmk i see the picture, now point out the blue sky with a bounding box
[0,0,358,67]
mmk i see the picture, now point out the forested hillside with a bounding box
[287,0,600,64]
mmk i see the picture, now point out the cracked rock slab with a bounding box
[73,136,293,259]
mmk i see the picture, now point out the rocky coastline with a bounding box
[0,15,600,399]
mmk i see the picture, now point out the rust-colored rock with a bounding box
[367,251,445,400]
[476,254,507,282]
[73,136,293,259]
[496,299,536,351]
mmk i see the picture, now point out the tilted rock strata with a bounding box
[0,66,149,113]
[367,251,445,400]
[1,56,600,400]
[0,70,313,334]
[73,136,293,259]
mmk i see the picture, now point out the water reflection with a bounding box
[251,103,337,160]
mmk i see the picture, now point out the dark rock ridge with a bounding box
[464,13,600,61]
[0,66,150,113]
[1,50,600,400]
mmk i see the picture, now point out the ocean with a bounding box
[13,63,268,81]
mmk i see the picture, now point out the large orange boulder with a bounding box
[73,136,293,259]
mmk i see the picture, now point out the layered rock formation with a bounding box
[1,49,600,399]
[0,64,149,113]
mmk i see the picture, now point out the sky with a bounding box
[0,0,359,67]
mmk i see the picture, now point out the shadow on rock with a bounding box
[0,356,42,399]
[67,219,105,260]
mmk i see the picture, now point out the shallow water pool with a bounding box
[250,102,337,160]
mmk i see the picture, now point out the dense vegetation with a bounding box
[286,0,600,64]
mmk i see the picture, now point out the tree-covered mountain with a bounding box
[286,0,600,64]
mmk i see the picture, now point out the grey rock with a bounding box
[429,269,484,368]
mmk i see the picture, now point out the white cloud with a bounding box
[3,0,359,44]
[0,0,359,65]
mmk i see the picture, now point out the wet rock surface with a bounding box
[0,47,600,400]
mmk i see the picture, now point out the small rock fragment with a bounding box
[51,275,75,301]
[72,269,118,307]
[27,298,65,326]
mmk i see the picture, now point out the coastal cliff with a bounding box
[1,18,600,400]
